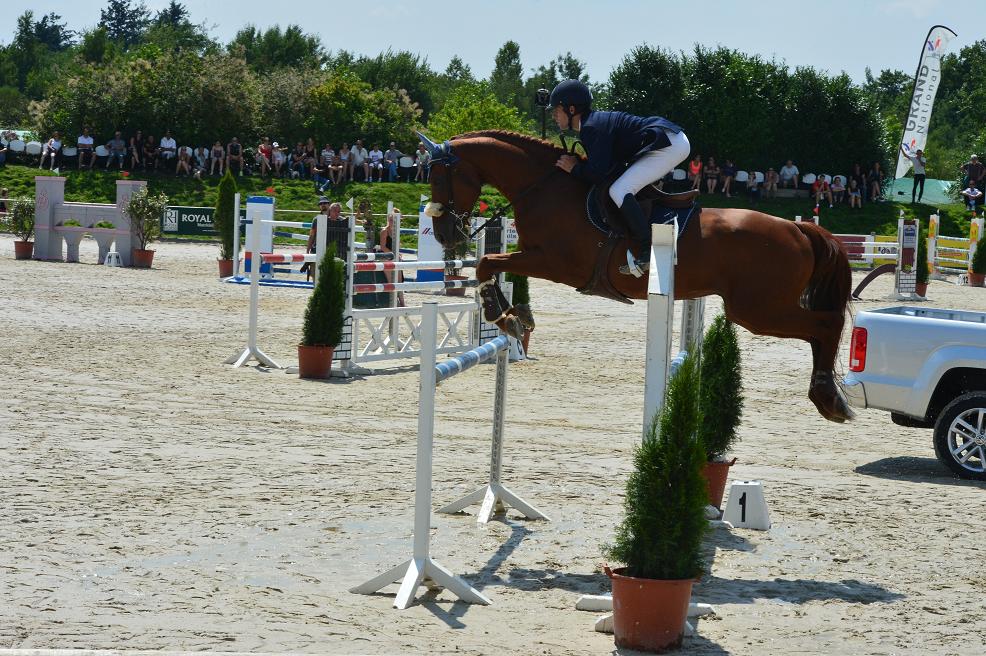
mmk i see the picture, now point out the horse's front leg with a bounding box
[475,250,542,338]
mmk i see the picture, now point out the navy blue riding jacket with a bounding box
[570,110,683,184]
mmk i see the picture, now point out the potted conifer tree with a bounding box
[969,239,986,287]
[125,187,168,268]
[214,168,237,277]
[698,314,743,510]
[8,198,36,260]
[505,272,533,353]
[298,257,345,379]
[604,355,708,652]
[915,227,930,297]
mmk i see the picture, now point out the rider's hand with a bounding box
[556,154,579,173]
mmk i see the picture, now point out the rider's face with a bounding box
[552,105,569,130]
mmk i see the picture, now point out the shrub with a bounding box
[916,226,930,284]
[213,168,238,260]
[125,187,169,251]
[605,354,707,580]
[505,272,530,306]
[62,219,82,227]
[7,198,36,242]
[301,258,345,347]
[698,315,743,461]
[972,237,986,275]
[94,220,115,229]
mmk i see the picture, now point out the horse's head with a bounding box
[418,131,482,248]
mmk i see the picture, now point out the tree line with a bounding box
[1,0,981,181]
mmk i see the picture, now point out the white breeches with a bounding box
[610,129,691,207]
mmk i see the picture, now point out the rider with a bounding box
[550,79,691,277]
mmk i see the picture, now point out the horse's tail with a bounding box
[793,221,851,313]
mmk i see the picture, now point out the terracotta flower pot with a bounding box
[969,272,985,287]
[915,281,928,297]
[445,274,468,297]
[13,240,34,260]
[701,458,737,509]
[132,248,155,269]
[298,344,334,379]
[608,566,694,653]
[218,258,234,278]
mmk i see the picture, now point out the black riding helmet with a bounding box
[550,79,593,129]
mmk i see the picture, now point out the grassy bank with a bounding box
[0,163,974,238]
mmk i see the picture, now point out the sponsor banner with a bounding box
[162,205,245,236]
[505,218,518,245]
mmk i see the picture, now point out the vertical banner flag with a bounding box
[895,25,957,179]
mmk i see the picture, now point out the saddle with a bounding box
[577,178,700,304]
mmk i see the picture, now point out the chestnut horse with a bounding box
[420,130,853,423]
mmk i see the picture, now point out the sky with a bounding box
[5,0,980,83]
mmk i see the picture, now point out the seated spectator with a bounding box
[288,142,306,179]
[0,187,7,214]
[779,160,799,188]
[687,154,703,190]
[128,130,144,170]
[303,137,318,174]
[961,183,983,211]
[328,152,345,184]
[351,139,369,182]
[868,162,883,202]
[338,142,351,183]
[192,145,209,180]
[210,140,225,175]
[368,143,385,182]
[311,159,333,193]
[39,131,62,171]
[414,142,431,182]
[830,175,846,204]
[847,178,862,208]
[850,163,867,204]
[271,141,285,177]
[0,142,7,168]
[961,154,984,190]
[704,156,720,194]
[77,127,95,170]
[143,134,158,171]
[320,143,334,167]
[720,159,737,198]
[256,137,272,177]
[763,167,778,198]
[747,170,760,205]
[159,130,177,169]
[227,137,244,176]
[812,176,833,208]
[175,146,192,176]
[384,142,404,182]
[106,131,127,170]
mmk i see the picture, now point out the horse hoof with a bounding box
[514,303,536,331]
[501,316,525,340]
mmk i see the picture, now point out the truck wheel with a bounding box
[933,392,986,481]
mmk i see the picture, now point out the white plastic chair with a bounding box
[802,173,817,185]
[8,140,25,153]
[25,141,42,156]
[734,171,749,183]
[672,168,687,181]
[61,146,78,158]
[755,171,765,183]
[94,145,109,157]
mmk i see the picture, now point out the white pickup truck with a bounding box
[842,306,986,480]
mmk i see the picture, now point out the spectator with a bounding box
[351,139,369,182]
[328,151,345,184]
[39,131,62,171]
[288,142,306,179]
[763,167,778,198]
[414,142,431,182]
[106,130,127,170]
[867,162,883,202]
[303,137,318,174]
[687,154,702,190]
[0,142,7,168]
[849,163,866,203]
[227,137,244,176]
[320,143,334,167]
[77,127,95,170]
[192,145,209,180]
[338,142,351,183]
[830,175,846,204]
[368,143,385,182]
[960,183,983,211]
[720,158,736,197]
[362,211,376,250]
[271,141,286,177]
[901,146,927,203]
[305,198,347,264]
[311,158,333,193]
[380,207,406,306]
[175,146,192,176]
[210,140,225,175]
[0,187,7,214]
[847,178,862,208]
[812,176,833,207]
[159,130,177,170]
[747,170,760,205]
[961,154,984,191]
[384,142,404,182]
[128,130,144,170]
[143,134,158,171]
[779,160,799,188]
[703,156,720,194]
[256,137,272,177]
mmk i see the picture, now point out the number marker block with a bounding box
[722,480,771,530]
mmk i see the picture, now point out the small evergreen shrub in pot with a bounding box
[916,228,930,296]
[214,168,238,277]
[298,258,345,379]
[604,354,708,652]
[698,314,744,509]
[969,237,986,287]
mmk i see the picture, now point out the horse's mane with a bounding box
[452,130,566,163]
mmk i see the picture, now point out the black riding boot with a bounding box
[620,193,650,277]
